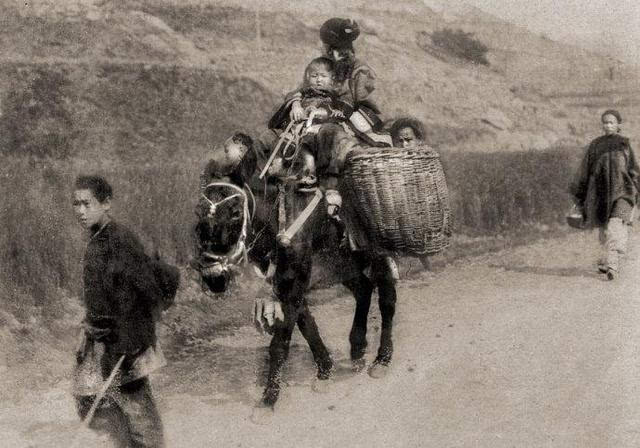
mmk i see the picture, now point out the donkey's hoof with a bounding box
[351,358,367,373]
[368,362,390,379]
[311,377,333,394]
[250,402,274,425]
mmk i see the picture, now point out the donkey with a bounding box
[193,133,335,419]
[193,130,399,418]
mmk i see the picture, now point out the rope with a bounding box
[259,110,320,180]
[259,120,296,180]
[244,182,257,223]
[200,192,242,216]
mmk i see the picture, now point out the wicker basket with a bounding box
[340,146,452,256]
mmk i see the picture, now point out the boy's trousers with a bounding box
[75,377,164,448]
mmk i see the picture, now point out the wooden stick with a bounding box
[71,354,126,447]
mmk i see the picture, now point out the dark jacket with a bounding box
[83,221,162,357]
[570,134,640,227]
[336,58,376,106]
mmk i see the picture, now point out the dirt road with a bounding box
[3,229,640,447]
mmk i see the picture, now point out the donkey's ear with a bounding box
[229,196,243,221]
[237,145,258,184]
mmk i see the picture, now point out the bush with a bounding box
[0,144,586,371]
[0,68,77,159]
[431,28,490,65]
[0,146,581,316]
[442,147,580,235]
[0,157,199,313]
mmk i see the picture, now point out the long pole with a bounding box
[70,354,126,447]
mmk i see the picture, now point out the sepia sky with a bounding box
[429,0,640,64]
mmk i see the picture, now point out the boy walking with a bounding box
[72,175,166,447]
[570,110,640,279]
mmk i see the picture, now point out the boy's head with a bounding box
[73,175,112,229]
[208,132,256,186]
[390,117,426,148]
[601,109,622,135]
[304,57,334,90]
[223,132,253,166]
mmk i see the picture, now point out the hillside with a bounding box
[1,0,639,163]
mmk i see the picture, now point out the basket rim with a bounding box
[345,146,441,163]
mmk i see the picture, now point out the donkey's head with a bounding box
[193,133,257,293]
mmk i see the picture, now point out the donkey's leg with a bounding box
[279,212,334,391]
[375,276,397,366]
[343,274,375,368]
[367,276,397,379]
[297,301,333,379]
[260,303,297,408]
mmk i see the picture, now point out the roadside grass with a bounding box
[0,145,585,399]
[1,145,581,329]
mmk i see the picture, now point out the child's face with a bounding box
[73,189,110,230]
[393,127,421,148]
[307,66,333,90]
[602,114,620,135]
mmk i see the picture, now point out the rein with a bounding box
[259,109,323,180]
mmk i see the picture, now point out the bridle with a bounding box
[198,181,255,280]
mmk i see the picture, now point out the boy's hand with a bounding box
[290,101,305,122]
[254,297,284,334]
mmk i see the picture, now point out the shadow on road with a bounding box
[488,263,602,279]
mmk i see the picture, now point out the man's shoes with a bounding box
[597,260,607,274]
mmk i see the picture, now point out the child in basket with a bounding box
[390,116,430,149]
[570,109,640,280]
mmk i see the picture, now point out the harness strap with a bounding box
[278,184,287,235]
[277,188,323,244]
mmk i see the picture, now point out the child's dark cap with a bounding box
[320,18,360,49]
